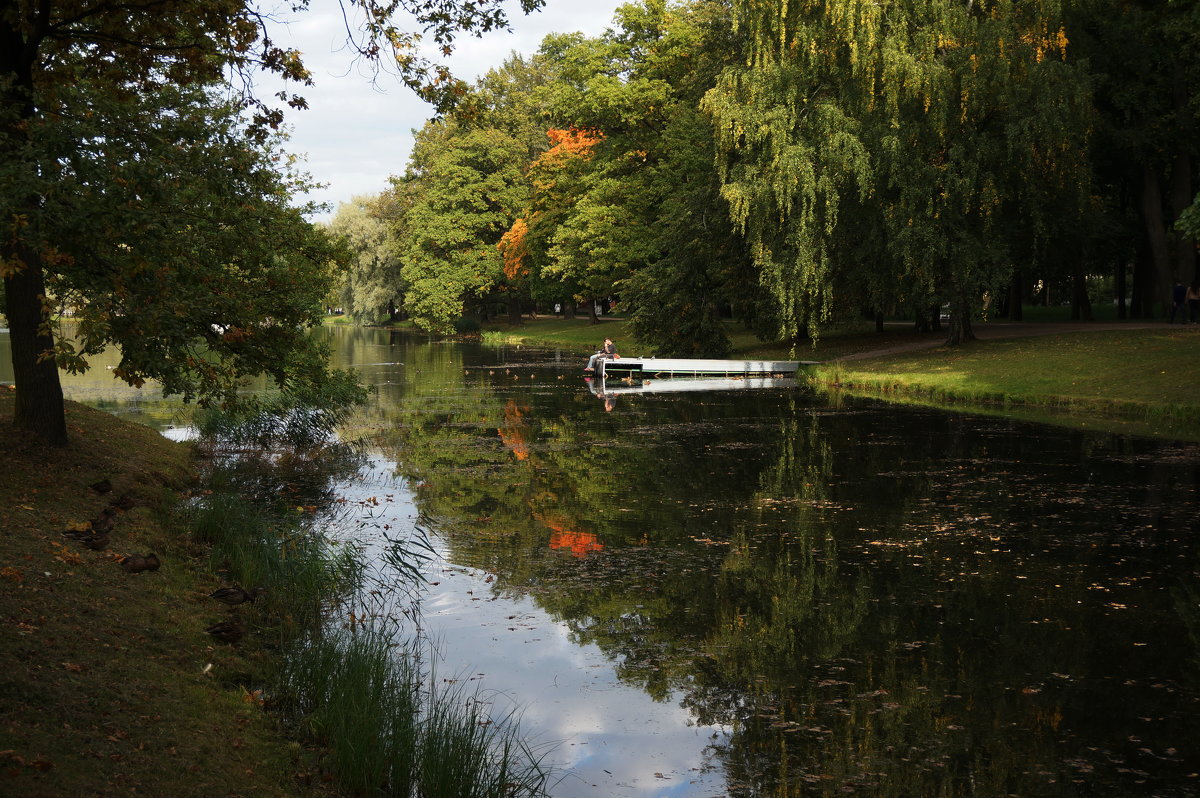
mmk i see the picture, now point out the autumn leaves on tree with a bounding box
[340,0,1197,355]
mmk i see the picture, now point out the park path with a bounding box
[832,320,1175,361]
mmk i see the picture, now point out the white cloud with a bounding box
[262,0,627,221]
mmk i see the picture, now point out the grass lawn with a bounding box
[0,391,327,798]
[814,328,1200,435]
[480,314,899,359]
[481,315,630,351]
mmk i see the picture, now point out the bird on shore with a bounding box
[89,512,115,536]
[111,493,136,511]
[81,533,109,551]
[120,553,160,573]
[205,616,245,644]
[89,479,113,494]
[209,586,265,606]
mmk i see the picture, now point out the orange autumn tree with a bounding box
[497,128,605,314]
[498,217,531,280]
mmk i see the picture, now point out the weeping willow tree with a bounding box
[704,0,1091,345]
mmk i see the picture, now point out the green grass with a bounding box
[482,315,631,352]
[0,392,328,798]
[480,313,1200,437]
[812,328,1200,436]
[1015,302,1124,323]
[481,314,940,360]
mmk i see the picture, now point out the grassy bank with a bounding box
[0,391,549,796]
[812,328,1200,438]
[479,316,900,360]
[0,392,324,797]
[188,410,549,797]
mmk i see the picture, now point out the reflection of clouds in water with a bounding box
[329,451,730,795]
[418,565,727,796]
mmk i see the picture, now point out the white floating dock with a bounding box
[589,376,799,395]
[596,357,812,378]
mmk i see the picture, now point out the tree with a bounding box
[5,74,362,413]
[394,122,530,333]
[1069,0,1199,318]
[514,127,609,323]
[528,1,756,350]
[2,0,547,445]
[330,195,406,323]
[704,0,1090,345]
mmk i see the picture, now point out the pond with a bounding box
[5,325,1200,796]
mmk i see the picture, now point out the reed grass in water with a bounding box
[189,406,550,796]
[276,630,550,797]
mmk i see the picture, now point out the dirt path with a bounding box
[831,320,1174,361]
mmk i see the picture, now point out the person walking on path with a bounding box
[1187,281,1200,324]
[584,338,619,372]
[1170,280,1188,323]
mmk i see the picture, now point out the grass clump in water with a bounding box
[188,405,550,796]
[276,631,550,798]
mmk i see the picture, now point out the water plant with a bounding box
[187,404,550,796]
[276,629,550,797]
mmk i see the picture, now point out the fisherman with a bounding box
[584,338,619,372]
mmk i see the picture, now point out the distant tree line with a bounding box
[334,0,1199,353]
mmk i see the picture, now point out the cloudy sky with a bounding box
[261,0,628,221]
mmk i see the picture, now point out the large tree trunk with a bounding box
[587,298,599,325]
[944,313,974,346]
[4,257,67,445]
[1171,64,1197,285]
[1139,167,1171,318]
[2,48,68,445]
[944,292,974,346]
[563,301,576,320]
[506,296,522,326]
[1009,269,1023,321]
[1071,254,1093,321]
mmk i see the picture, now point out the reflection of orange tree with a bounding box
[531,508,603,557]
[497,399,530,461]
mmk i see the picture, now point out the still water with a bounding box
[5,325,1200,796]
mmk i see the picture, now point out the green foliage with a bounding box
[2,77,361,409]
[327,0,1193,355]
[705,0,1092,343]
[329,194,406,323]
[453,316,482,334]
[393,123,531,333]
[2,0,557,444]
[1178,194,1200,241]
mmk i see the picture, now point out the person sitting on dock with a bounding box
[584,338,619,372]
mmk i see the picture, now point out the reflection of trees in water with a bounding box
[688,414,1200,796]
[352,337,1200,796]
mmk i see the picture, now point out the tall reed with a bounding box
[276,628,550,797]
[188,406,550,796]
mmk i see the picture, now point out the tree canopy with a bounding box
[335,0,1194,356]
[1,0,548,444]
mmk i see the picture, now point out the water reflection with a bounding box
[6,325,1199,796]
[352,328,1200,797]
